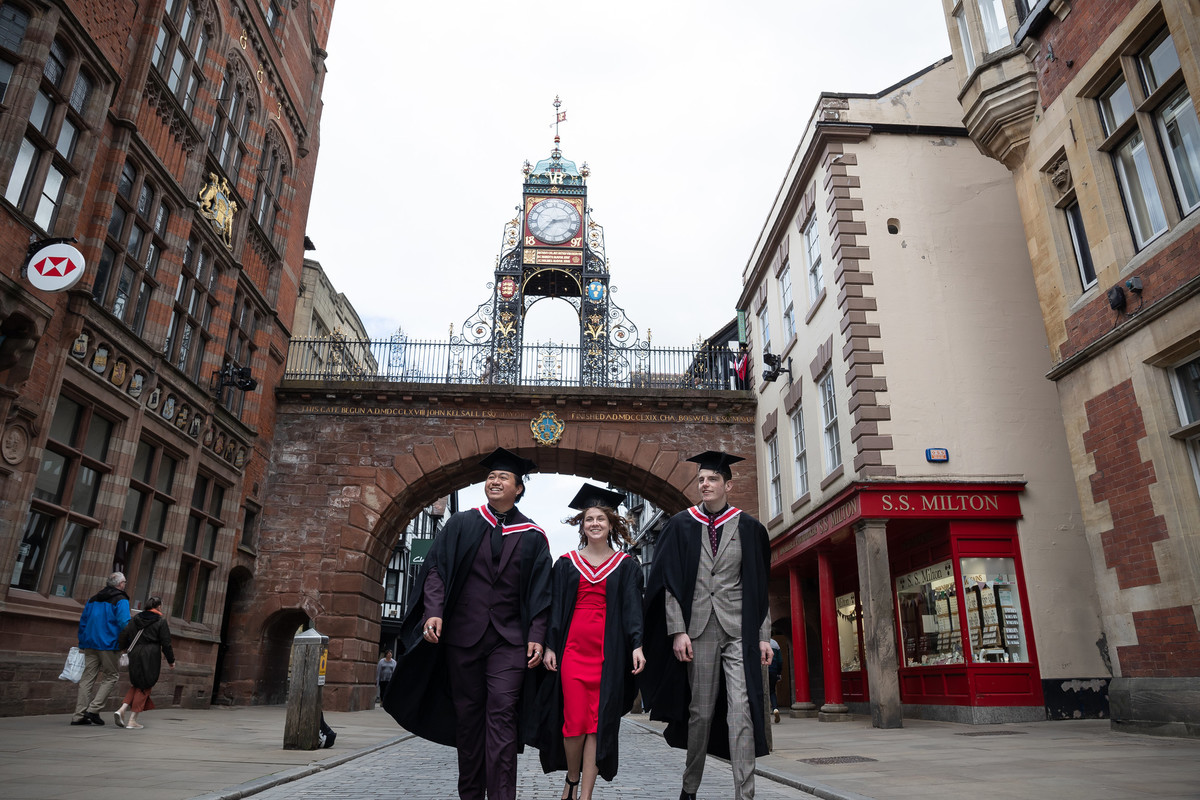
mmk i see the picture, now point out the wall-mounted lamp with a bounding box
[213,362,258,400]
[762,350,792,383]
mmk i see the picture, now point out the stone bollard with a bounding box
[283,627,328,750]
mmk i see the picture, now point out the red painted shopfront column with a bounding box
[789,564,817,716]
[817,549,849,720]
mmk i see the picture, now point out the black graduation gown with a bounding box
[642,507,771,759]
[528,553,644,781]
[382,505,553,747]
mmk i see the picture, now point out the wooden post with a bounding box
[855,519,903,729]
[283,627,327,750]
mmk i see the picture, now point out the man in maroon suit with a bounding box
[384,448,552,800]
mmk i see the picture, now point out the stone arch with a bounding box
[237,382,756,710]
[254,606,310,705]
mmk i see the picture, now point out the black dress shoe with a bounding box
[86,712,105,725]
[679,791,696,800]
[323,730,336,748]
[69,717,92,725]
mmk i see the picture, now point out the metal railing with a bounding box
[283,337,745,391]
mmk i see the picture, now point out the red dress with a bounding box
[560,557,613,737]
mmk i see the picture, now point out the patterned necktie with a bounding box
[707,512,719,557]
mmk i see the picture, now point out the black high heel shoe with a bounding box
[562,775,580,800]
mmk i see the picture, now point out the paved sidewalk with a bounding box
[3,705,1198,800]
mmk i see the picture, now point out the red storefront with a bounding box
[772,482,1045,725]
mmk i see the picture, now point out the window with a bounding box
[960,557,1030,663]
[779,259,796,339]
[91,159,168,336]
[757,305,771,355]
[896,561,964,667]
[1170,354,1200,496]
[152,0,207,115]
[976,0,1010,53]
[240,505,259,550]
[12,395,113,597]
[115,440,177,606]
[1096,29,1198,250]
[766,436,782,519]
[221,289,259,417]
[1157,88,1200,215]
[0,4,31,105]
[163,236,218,382]
[209,67,254,183]
[4,37,94,232]
[835,591,862,671]
[253,141,286,240]
[803,216,823,305]
[1065,200,1096,289]
[819,370,842,472]
[954,4,976,74]
[791,408,809,500]
[174,472,224,623]
[265,0,283,32]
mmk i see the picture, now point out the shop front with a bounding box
[772,482,1045,725]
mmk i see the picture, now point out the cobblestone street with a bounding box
[251,720,809,799]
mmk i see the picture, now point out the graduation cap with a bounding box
[686,450,744,479]
[568,483,625,512]
[478,447,538,480]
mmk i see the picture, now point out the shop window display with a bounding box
[835,591,861,672]
[960,556,1028,663]
[895,560,965,667]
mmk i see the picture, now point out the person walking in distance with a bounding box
[384,447,553,800]
[113,596,175,729]
[643,452,773,800]
[71,572,131,726]
[376,649,396,705]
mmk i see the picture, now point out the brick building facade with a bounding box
[0,0,335,715]
[942,0,1200,735]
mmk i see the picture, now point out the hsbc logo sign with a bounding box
[26,241,86,293]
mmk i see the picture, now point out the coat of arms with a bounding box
[530,410,565,446]
[198,173,239,250]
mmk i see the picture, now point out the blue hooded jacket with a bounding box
[77,585,131,650]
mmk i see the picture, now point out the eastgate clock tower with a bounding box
[456,100,643,387]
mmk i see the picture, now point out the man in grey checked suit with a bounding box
[643,451,773,800]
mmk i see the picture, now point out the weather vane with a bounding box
[552,95,566,136]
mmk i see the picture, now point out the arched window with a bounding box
[91,158,170,336]
[209,66,253,183]
[221,288,259,418]
[152,0,208,115]
[3,36,95,233]
[163,235,220,382]
[253,138,287,240]
[0,4,32,104]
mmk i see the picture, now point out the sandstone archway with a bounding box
[231,382,756,709]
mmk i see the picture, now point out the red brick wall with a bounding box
[1060,223,1200,361]
[1034,0,1141,108]
[1117,605,1200,677]
[1081,380,1168,589]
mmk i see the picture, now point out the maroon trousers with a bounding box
[446,624,527,800]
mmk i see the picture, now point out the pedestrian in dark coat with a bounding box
[114,596,175,729]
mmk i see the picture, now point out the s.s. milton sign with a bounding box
[859,488,1021,519]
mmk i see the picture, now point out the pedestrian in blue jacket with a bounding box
[71,572,130,726]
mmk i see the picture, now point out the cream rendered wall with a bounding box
[744,58,1105,680]
[854,131,1104,678]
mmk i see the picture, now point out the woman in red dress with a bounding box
[540,484,645,800]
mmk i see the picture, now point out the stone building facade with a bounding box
[738,58,1108,726]
[0,0,335,715]
[942,0,1200,735]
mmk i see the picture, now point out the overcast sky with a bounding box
[305,2,955,551]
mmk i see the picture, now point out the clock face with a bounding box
[527,198,581,245]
